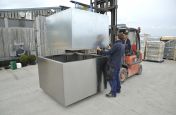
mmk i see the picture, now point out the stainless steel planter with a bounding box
[38,53,107,106]
[46,8,109,51]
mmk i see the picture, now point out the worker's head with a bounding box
[19,45,23,48]
[124,32,129,40]
[97,34,102,40]
[116,33,125,41]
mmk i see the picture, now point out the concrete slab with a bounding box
[0,60,176,115]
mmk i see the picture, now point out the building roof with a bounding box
[160,36,176,41]
[0,6,69,20]
[0,6,68,11]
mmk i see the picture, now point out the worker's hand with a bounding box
[108,45,111,49]
[97,46,101,51]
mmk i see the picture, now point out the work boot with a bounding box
[106,92,116,97]
[116,90,121,93]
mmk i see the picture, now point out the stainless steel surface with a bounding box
[38,57,65,105]
[46,8,109,51]
[63,59,97,105]
[38,53,106,106]
[46,9,72,49]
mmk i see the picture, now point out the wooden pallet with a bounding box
[143,59,164,63]
[163,57,176,61]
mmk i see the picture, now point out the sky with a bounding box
[0,0,176,37]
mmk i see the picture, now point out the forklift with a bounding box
[71,0,143,82]
[116,24,142,82]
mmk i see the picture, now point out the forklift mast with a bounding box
[70,0,118,44]
[90,0,118,44]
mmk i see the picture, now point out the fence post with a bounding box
[35,16,42,57]
[4,18,8,28]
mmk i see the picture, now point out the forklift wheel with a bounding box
[137,64,142,75]
[120,68,128,82]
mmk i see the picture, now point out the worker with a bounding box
[96,35,110,91]
[16,45,25,57]
[123,32,132,55]
[97,33,125,97]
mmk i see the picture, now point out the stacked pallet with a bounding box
[140,34,150,59]
[163,40,176,61]
[140,40,147,60]
[145,41,165,62]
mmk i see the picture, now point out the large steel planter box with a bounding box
[38,53,106,106]
[46,8,109,52]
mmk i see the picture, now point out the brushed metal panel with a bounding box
[63,59,97,105]
[38,57,65,105]
[38,54,106,106]
[46,8,109,51]
[71,9,109,49]
[46,9,72,50]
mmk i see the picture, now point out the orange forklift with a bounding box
[117,25,143,82]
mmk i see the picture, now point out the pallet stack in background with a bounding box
[140,34,151,60]
[163,40,176,61]
[145,41,165,62]
[140,40,146,60]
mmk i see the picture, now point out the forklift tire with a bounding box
[120,68,128,83]
[137,64,142,75]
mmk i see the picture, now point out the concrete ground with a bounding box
[0,60,176,115]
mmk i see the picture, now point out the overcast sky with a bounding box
[0,0,176,37]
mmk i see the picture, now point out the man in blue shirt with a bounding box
[97,33,125,97]
[122,32,132,55]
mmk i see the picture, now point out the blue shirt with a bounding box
[101,40,125,69]
[122,39,131,52]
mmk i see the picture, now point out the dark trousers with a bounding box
[97,57,108,92]
[97,68,107,91]
[109,68,121,96]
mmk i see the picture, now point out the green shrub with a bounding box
[19,54,29,63]
[28,55,36,64]
[19,54,29,66]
